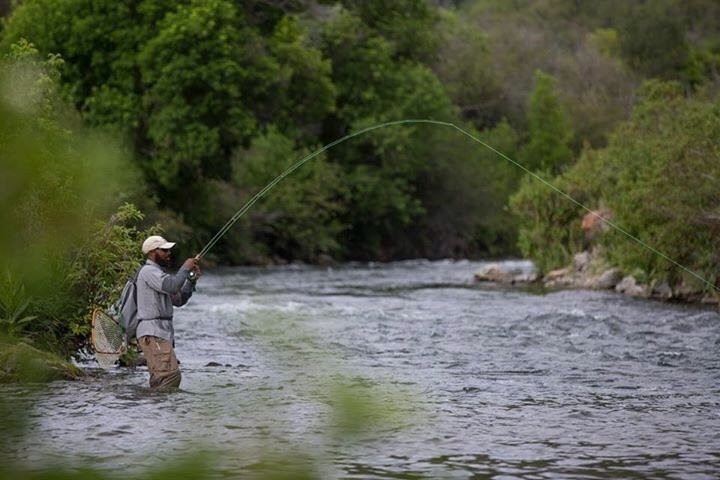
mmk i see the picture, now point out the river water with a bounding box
[3,260,720,478]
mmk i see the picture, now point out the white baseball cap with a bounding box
[142,235,176,255]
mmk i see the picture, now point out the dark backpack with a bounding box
[113,264,145,343]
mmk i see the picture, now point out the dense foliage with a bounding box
[0,42,153,354]
[512,81,720,290]
[600,82,720,288]
[0,0,524,264]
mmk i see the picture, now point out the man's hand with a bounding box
[182,257,197,270]
[183,257,201,283]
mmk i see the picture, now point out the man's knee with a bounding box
[152,368,181,390]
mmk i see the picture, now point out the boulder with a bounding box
[592,268,623,289]
[474,263,537,284]
[615,275,648,297]
[572,251,591,272]
[545,267,571,282]
[651,280,672,299]
[543,267,576,288]
[474,264,506,282]
[317,254,336,267]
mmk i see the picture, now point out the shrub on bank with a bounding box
[0,43,150,358]
[510,80,720,292]
[599,81,720,289]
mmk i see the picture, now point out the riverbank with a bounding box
[0,338,84,383]
[474,248,720,305]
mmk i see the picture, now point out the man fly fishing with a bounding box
[136,235,200,389]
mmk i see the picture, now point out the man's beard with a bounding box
[158,256,172,268]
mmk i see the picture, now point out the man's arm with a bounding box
[171,258,199,306]
[171,280,194,307]
[158,258,197,296]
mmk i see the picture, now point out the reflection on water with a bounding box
[2,260,720,478]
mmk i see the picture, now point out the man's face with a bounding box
[154,248,172,267]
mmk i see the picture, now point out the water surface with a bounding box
[3,260,719,478]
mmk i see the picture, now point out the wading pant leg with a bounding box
[138,335,181,390]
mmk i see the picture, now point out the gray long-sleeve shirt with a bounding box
[135,259,194,344]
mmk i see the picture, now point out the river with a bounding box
[2,260,720,478]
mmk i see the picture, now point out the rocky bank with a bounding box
[474,209,719,305]
[474,247,719,304]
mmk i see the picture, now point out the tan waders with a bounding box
[138,336,181,390]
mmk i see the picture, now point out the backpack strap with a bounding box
[133,262,147,297]
[133,263,146,281]
[126,264,146,337]
[129,264,142,309]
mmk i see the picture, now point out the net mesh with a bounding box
[91,308,125,368]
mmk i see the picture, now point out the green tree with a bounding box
[226,127,348,263]
[519,70,573,174]
[431,10,505,130]
[414,120,521,258]
[1,0,339,259]
[618,0,690,80]
[318,7,458,258]
[2,0,536,263]
[340,0,441,61]
[137,0,259,203]
[261,15,337,141]
[599,81,720,287]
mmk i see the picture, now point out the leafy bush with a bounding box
[519,70,574,174]
[509,173,587,275]
[66,204,157,342]
[598,81,720,288]
[511,79,720,290]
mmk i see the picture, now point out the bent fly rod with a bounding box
[194,118,719,293]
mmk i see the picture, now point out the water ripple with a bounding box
[2,260,719,478]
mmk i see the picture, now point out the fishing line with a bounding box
[196,119,719,293]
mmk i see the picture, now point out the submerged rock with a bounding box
[474,263,537,284]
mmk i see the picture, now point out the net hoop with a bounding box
[91,308,126,368]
